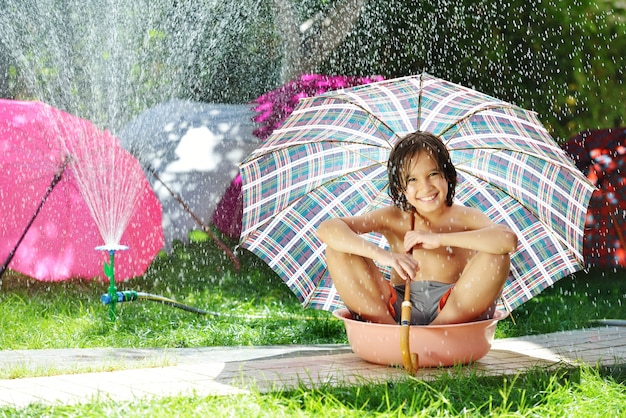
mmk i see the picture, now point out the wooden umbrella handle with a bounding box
[400,279,419,374]
[400,210,418,374]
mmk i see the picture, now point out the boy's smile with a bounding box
[417,192,438,203]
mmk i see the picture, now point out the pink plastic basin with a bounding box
[333,308,508,368]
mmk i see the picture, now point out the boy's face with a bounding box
[403,150,449,214]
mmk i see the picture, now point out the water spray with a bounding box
[95,244,128,321]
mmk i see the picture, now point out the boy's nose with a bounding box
[417,178,431,190]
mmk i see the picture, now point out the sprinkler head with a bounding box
[95,244,129,251]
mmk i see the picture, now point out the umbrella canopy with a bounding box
[0,100,164,282]
[212,74,386,239]
[118,100,258,247]
[240,73,595,313]
[563,127,626,268]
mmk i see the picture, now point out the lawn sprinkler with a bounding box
[96,243,209,318]
[95,244,317,319]
[95,244,128,321]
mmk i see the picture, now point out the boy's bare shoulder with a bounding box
[449,203,494,227]
[351,205,409,230]
[450,203,484,217]
[339,205,408,235]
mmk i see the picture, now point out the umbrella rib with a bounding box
[437,103,520,139]
[417,73,424,131]
[147,166,241,270]
[0,156,70,279]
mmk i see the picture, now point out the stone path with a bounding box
[0,326,624,408]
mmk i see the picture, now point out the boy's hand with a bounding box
[403,230,441,252]
[377,251,419,282]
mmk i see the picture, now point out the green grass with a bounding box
[1,233,625,416]
[497,267,625,338]
[0,357,174,380]
[1,235,623,349]
[0,366,623,417]
[0,236,344,350]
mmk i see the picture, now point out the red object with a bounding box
[438,287,453,312]
[563,127,626,268]
[0,100,164,281]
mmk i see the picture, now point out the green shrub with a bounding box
[323,0,626,141]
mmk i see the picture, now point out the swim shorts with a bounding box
[389,281,497,325]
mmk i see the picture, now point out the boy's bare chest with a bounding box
[386,231,473,285]
[411,246,473,283]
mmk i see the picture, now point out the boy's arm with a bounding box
[404,208,518,255]
[317,208,419,281]
[316,216,389,260]
[437,224,518,254]
[317,206,402,260]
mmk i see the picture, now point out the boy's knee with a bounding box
[482,253,510,277]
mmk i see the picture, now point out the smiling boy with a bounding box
[316,131,518,325]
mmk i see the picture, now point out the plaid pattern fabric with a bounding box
[240,73,595,312]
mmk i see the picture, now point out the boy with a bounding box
[316,131,518,325]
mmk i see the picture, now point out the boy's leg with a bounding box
[325,247,397,324]
[430,252,509,325]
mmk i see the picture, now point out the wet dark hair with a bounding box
[387,131,457,211]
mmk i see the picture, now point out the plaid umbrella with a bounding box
[563,127,626,268]
[239,73,595,313]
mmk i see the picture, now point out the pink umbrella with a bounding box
[0,99,164,282]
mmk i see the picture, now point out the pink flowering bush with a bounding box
[252,73,384,140]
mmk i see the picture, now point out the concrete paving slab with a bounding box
[0,326,623,409]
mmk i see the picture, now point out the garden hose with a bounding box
[100,290,339,321]
[589,319,626,327]
[101,291,209,315]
